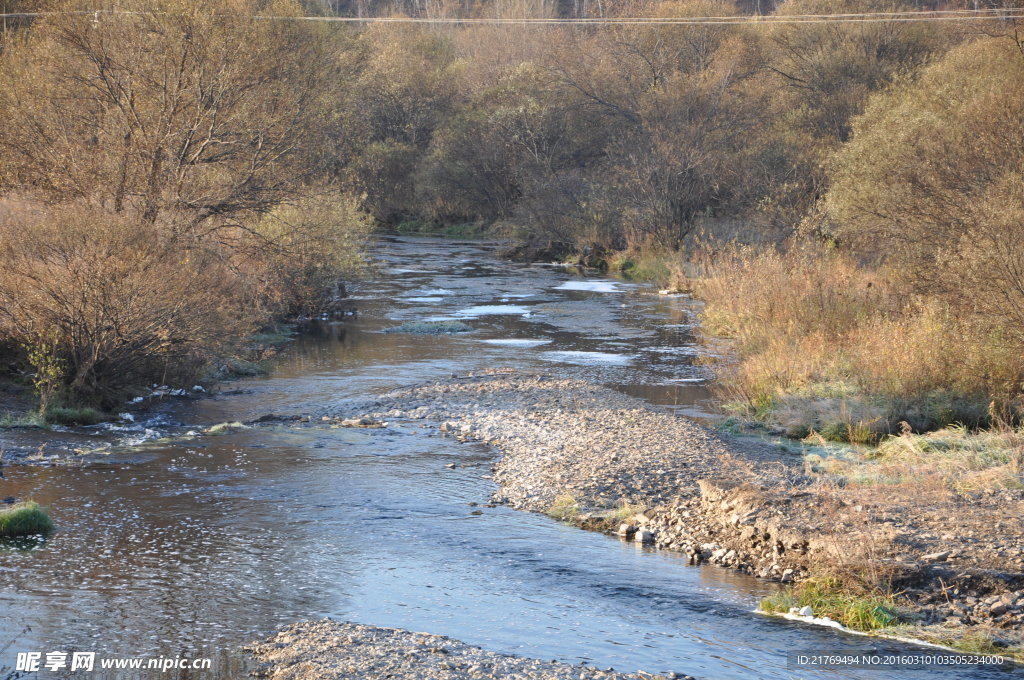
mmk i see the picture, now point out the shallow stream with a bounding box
[0,237,1013,679]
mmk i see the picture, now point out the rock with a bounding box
[617,523,637,538]
[990,602,1009,617]
[921,551,950,562]
[797,606,813,617]
[636,530,655,544]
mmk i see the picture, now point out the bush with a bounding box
[244,194,371,319]
[0,501,54,538]
[0,204,255,408]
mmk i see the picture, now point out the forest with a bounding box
[0,0,1022,440]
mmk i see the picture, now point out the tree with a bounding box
[0,0,337,234]
[826,37,1024,336]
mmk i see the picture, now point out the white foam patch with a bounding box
[455,305,530,317]
[555,280,622,293]
[645,346,700,355]
[540,351,634,365]
[480,338,553,347]
[403,297,444,303]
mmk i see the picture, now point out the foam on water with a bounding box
[455,305,531,317]
[480,339,553,347]
[539,350,635,365]
[555,281,622,293]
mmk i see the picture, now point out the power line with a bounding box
[0,7,1022,25]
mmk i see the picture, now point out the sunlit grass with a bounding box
[0,502,54,538]
[760,578,904,631]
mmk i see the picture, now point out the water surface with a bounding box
[0,237,1013,679]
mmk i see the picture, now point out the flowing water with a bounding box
[0,237,1015,679]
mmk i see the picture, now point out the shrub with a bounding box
[0,501,54,538]
[0,203,255,408]
[243,194,371,319]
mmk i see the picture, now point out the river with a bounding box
[0,236,1012,679]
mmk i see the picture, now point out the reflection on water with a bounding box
[0,237,1008,679]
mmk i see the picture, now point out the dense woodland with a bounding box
[0,0,1022,437]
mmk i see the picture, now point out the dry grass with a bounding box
[801,421,1024,492]
[696,244,1024,437]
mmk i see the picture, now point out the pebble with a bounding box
[247,621,676,680]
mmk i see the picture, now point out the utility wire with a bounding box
[0,7,1022,25]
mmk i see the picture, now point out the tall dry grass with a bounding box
[696,244,1024,439]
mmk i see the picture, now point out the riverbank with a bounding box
[331,372,1024,656]
[247,620,692,680]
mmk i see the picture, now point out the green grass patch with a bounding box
[249,324,297,347]
[44,406,104,426]
[607,500,647,524]
[0,502,54,538]
[547,494,580,522]
[760,578,905,631]
[384,321,473,335]
[0,411,45,428]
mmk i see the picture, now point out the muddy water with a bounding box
[0,237,1010,679]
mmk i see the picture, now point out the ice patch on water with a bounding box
[403,296,444,303]
[455,305,530,317]
[480,338,553,347]
[555,280,622,293]
[540,351,634,365]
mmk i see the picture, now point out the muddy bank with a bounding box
[247,621,692,680]
[338,371,1024,651]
